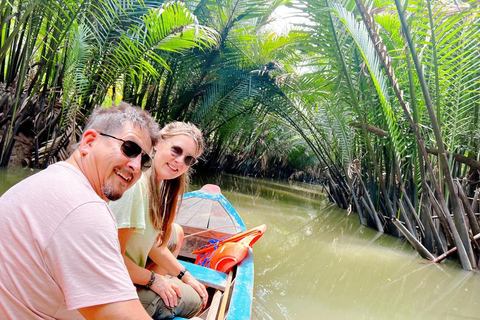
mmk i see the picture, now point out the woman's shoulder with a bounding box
[109,174,150,229]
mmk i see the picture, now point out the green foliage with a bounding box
[333,2,407,164]
[0,0,219,165]
[80,0,219,109]
[1,0,480,208]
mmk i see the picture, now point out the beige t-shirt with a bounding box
[109,174,158,267]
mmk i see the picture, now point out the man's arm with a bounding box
[78,299,151,320]
[44,204,146,315]
[118,227,179,308]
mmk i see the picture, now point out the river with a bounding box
[1,168,479,319]
[193,174,480,320]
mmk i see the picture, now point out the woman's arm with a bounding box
[118,228,178,308]
[117,228,152,286]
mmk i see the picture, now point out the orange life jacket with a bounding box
[192,225,266,273]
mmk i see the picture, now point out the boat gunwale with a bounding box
[179,189,253,320]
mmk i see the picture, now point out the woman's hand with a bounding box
[182,273,208,308]
[150,273,182,308]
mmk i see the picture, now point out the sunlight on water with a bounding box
[194,174,480,320]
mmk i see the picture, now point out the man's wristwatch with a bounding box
[145,270,155,289]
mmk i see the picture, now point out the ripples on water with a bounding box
[194,174,480,320]
[2,170,479,319]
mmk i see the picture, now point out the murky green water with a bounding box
[194,174,480,320]
[2,169,479,319]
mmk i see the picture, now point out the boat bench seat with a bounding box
[179,260,228,290]
[172,261,228,320]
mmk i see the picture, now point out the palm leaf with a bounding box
[80,0,218,109]
[332,3,406,164]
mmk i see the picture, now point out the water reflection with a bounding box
[193,174,480,320]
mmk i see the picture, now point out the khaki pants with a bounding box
[137,277,203,319]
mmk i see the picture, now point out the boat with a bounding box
[173,184,264,320]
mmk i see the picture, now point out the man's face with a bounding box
[85,122,152,201]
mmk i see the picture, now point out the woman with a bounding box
[109,121,208,319]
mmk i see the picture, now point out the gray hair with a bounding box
[74,102,160,149]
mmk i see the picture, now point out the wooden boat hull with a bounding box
[173,185,254,320]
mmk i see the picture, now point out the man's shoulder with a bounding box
[1,161,103,216]
[39,162,98,199]
[46,161,84,179]
[22,162,85,185]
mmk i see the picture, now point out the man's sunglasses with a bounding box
[166,141,198,166]
[99,133,152,171]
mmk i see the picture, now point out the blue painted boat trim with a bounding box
[181,189,253,320]
[228,249,254,319]
[179,260,228,290]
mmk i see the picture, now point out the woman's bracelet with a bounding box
[177,267,189,280]
[145,270,155,289]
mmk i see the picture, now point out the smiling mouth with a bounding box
[167,163,179,172]
[115,168,133,183]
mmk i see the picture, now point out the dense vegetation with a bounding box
[1,0,479,270]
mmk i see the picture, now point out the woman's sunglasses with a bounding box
[166,141,198,166]
[99,133,152,171]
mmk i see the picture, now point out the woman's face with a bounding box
[154,134,199,182]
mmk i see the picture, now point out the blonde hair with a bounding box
[147,122,204,245]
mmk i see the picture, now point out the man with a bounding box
[0,103,159,319]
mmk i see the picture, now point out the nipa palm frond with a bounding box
[332,3,406,164]
[82,1,219,108]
